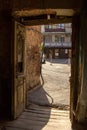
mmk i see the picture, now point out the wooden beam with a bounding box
[21,17,72,26]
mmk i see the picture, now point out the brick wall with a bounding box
[25,26,42,90]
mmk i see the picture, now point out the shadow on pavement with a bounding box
[26,86,52,130]
[0,86,51,130]
[27,85,53,107]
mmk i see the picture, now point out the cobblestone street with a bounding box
[1,59,86,130]
[28,59,71,109]
[42,59,71,107]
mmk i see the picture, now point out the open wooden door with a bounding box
[13,21,26,119]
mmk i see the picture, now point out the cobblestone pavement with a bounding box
[1,59,87,130]
[28,59,71,109]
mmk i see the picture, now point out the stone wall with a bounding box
[0,8,13,118]
[25,26,42,90]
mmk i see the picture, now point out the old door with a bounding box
[13,21,26,119]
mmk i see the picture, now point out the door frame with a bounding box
[11,21,26,119]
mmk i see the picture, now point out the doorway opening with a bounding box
[0,22,72,130]
[26,23,72,129]
[27,23,71,108]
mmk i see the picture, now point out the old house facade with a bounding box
[42,23,72,59]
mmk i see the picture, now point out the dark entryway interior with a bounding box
[0,0,87,129]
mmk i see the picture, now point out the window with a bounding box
[60,24,65,29]
[49,25,52,29]
[58,24,61,28]
[55,35,65,43]
[57,24,65,29]
[45,25,49,29]
[52,25,56,29]
[60,37,65,43]
[55,35,59,42]
[45,35,52,43]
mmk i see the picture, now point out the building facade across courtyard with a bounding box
[41,23,72,59]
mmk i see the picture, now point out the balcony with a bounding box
[44,42,72,48]
[45,28,65,32]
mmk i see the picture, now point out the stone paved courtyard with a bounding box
[1,59,87,130]
[28,59,71,109]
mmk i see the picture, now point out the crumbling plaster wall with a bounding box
[25,26,42,90]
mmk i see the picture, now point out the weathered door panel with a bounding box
[14,21,26,118]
